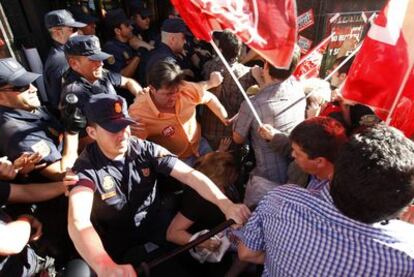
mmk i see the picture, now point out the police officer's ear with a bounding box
[67,56,80,70]
[86,125,97,140]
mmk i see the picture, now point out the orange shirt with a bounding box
[128,81,213,159]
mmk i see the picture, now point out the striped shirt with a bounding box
[242,185,414,276]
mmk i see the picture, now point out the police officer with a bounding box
[43,9,86,115]
[69,5,99,36]
[129,1,158,47]
[144,18,195,83]
[0,58,78,182]
[67,93,250,276]
[61,35,142,144]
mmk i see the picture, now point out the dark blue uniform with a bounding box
[0,106,63,168]
[61,69,122,112]
[43,42,69,112]
[103,39,136,74]
[145,43,181,74]
[71,138,178,262]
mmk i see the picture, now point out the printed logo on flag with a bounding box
[298,9,315,32]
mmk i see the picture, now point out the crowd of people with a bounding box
[1,2,414,276]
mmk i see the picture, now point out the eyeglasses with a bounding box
[1,84,31,92]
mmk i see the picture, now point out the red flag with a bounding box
[170,0,298,69]
[293,33,334,80]
[342,0,414,136]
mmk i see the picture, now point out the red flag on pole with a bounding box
[342,0,414,136]
[293,33,334,80]
[170,0,298,69]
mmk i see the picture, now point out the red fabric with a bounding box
[170,0,298,69]
[293,34,332,80]
[342,0,414,136]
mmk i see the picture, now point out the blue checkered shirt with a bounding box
[233,78,306,183]
[241,185,414,276]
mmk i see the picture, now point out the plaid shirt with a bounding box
[242,185,414,276]
[233,78,306,183]
[200,57,256,148]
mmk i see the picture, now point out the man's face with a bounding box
[172,33,186,54]
[0,84,41,110]
[151,85,180,110]
[291,142,319,176]
[59,26,76,43]
[71,56,103,82]
[134,14,150,30]
[79,23,96,36]
[117,23,133,40]
[90,125,130,159]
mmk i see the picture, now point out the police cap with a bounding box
[45,9,86,29]
[161,18,191,35]
[105,9,131,29]
[85,94,135,133]
[130,2,152,17]
[0,58,40,87]
[65,35,112,61]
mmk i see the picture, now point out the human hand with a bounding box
[217,137,232,152]
[209,71,224,88]
[0,156,17,180]
[258,124,278,141]
[251,65,263,83]
[223,203,251,227]
[129,36,154,51]
[13,152,45,175]
[197,237,222,252]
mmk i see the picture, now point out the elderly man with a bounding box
[129,60,229,165]
[67,94,250,276]
[43,9,85,113]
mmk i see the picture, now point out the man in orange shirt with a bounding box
[129,60,229,165]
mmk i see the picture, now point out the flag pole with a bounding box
[385,63,414,124]
[210,40,263,126]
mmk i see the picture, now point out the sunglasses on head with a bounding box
[1,84,31,92]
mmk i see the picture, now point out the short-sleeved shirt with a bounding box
[233,77,306,184]
[71,137,178,260]
[128,81,213,159]
[0,106,63,166]
[61,68,121,113]
[103,39,136,73]
[43,42,69,110]
[201,58,256,148]
[241,185,414,276]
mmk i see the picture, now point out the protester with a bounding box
[233,48,305,207]
[129,60,229,166]
[239,124,414,276]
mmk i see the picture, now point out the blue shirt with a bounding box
[72,137,178,261]
[233,78,306,184]
[0,106,63,166]
[103,39,136,73]
[43,42,68,110]
[306,175,329,191]
[242,185,414,276]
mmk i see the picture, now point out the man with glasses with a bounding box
[43,9,85,115]
[0,58,78,181]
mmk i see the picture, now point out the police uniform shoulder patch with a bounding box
[102,176,116,191]
[107,56,115,65]
[101,176,117,200]
[31,140,51,158]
